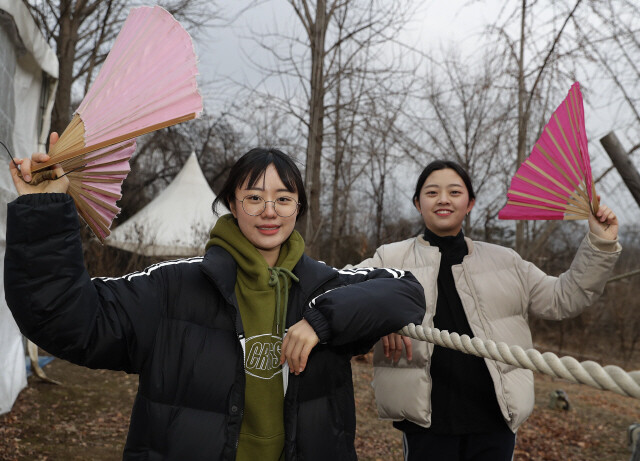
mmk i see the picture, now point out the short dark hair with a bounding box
[213,147,307,219]
[412,160,476,205]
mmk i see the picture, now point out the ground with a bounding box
[1,355,640,460]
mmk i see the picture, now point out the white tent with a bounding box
[106,152,228,257]
[0,0,58,415]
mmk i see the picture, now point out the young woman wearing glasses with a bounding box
[5,140,425,461]
[353,159,620,461]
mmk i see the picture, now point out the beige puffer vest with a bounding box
[354,232,620,432]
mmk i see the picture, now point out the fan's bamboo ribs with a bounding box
[76,188,120,214]
[68,183,111,239]
[531,146,591,206]
[61,140,135,170]
[566,97,581,155]
[50,115,84,156]
[525,159,575,197]
[591,182,599,213]
[81,169,130,176]
[507,190,587,215]
[70,176,124,183]
[77,182,122,199]
[33,113,196,172]
[552,111,583,184]
[505,200,589,219]
[77,206,110,241]
[514,173,586,211]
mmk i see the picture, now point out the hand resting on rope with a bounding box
[382,332,412,362]
[280,318,319,375]
[9,132,69,196]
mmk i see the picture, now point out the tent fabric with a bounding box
[0,0,58,154]
[0,1,59,79]
[14,50,57,155]
[0,1,58,415]
[106,153,227,257]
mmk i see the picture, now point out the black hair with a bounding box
[213,147,307,218]
[412,160,476,205]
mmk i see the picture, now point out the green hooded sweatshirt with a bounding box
[206,214,305,461]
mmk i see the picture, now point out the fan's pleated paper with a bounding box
[499,82,598,221]
[30,5,203,240]
[42,5,202,166]
[66,140,136,240]
[77,6,202,147]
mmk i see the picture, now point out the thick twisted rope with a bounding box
[399,323,640,399]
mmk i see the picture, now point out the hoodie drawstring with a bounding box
[268,267,299,336]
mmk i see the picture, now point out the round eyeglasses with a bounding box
[237,194,300,217]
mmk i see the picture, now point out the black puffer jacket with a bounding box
[5,194,425,461]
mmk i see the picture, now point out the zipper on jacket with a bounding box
[425,252,440,426]
[229,299,245,456]
[235,408,244,449]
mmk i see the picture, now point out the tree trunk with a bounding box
[630,424,640,461]
[515,0,527,255]
[303,0,327,258]
[600,131,640,209]
[328,74,343,266]
[51,0,78,137]
[374,171,385,248]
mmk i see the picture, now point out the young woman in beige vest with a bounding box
[355,160,620,461]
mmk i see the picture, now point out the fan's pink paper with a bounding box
[499,83,595,221]
[68,139,136,239]
[77,6,202,147]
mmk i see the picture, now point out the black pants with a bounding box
[402,428,516,461]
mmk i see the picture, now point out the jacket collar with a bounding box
[200,246,238,304]
[200,246,338,303]
[416,234,475,255]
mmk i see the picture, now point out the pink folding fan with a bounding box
[64,139,136,241]
[499,82,598,221]
[29,6,203,240]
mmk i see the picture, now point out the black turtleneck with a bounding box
[394,228,507,435]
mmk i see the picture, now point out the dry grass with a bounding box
[2,355,640,460]
[352,354,640,461]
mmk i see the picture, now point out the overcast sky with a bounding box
[189,0,637,224]
[197,0,630,136]
[198,1,499,105]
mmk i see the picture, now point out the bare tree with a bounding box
[487,0,586,254]
[569,0,640,216]
[240,0,417,258]
[573,0,640,131]
[290,0,327,256]
[321,3,418,262]
[406,48,515,239]
[358,84,417,248]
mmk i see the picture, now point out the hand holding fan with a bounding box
[28,5,203,240]
[499,82,598,221]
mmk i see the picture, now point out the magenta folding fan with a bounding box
[30,6,203,240]
[499,82,598,221]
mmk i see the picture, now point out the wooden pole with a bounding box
[599,131,640,208]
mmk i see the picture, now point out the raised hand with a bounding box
[9,133,69,196]
[588,202,618,241]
